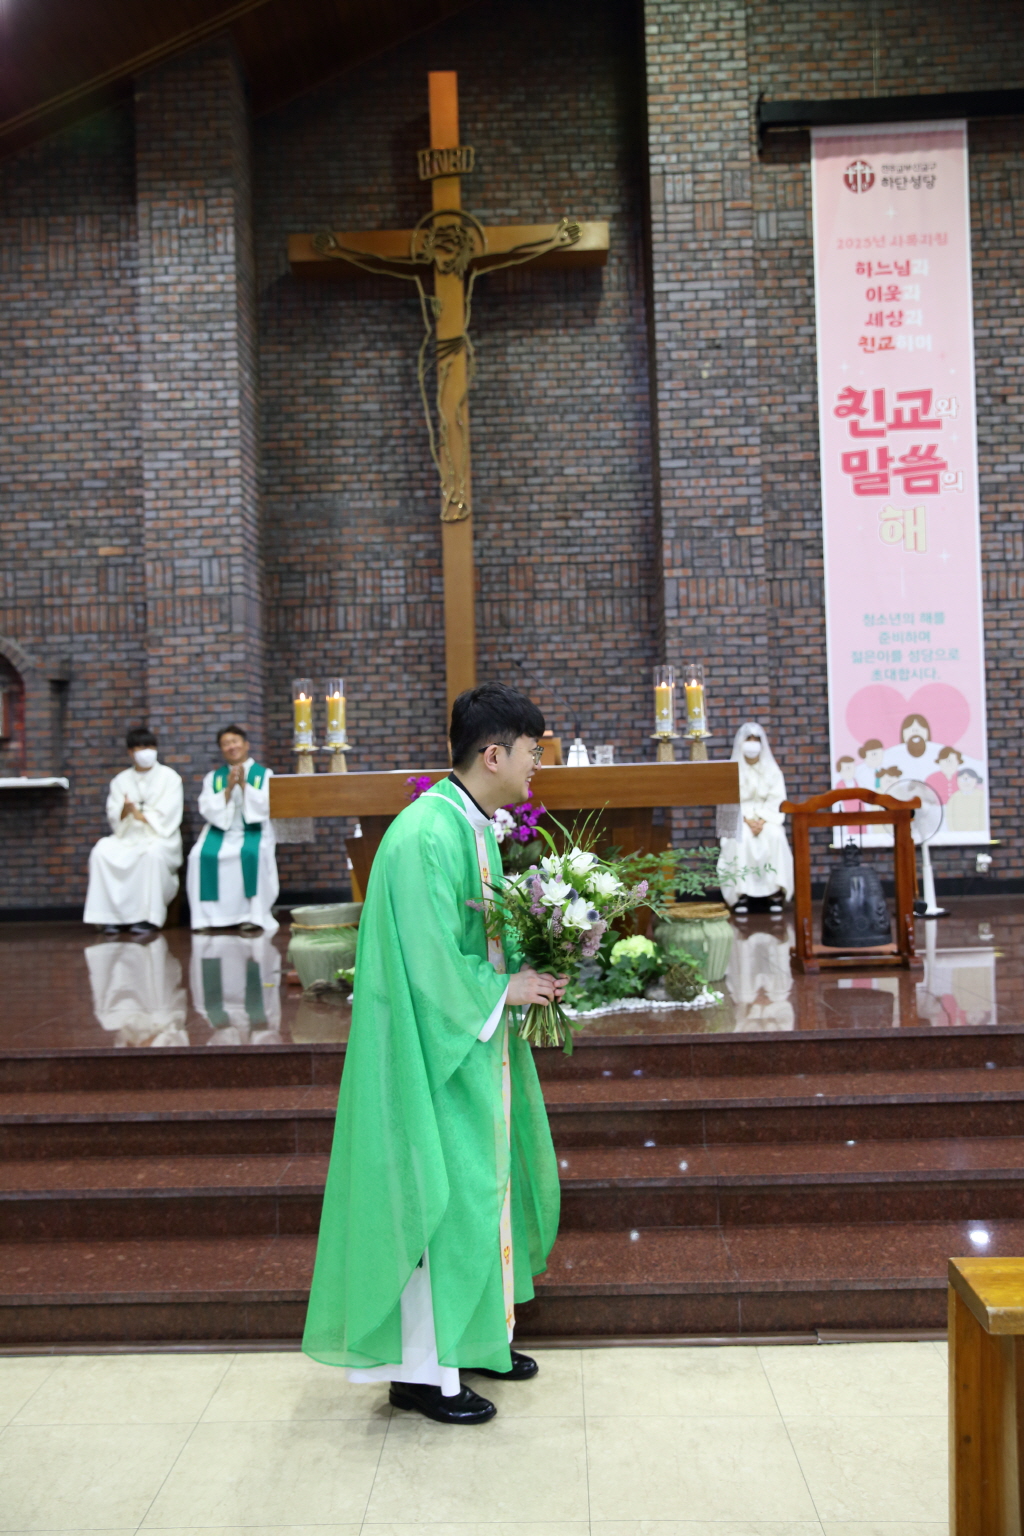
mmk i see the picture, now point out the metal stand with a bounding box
[651,731,680,763]
[294,748,317,776]
[686,729,712,763]
[326,744,352,774]
[918,840,949,918]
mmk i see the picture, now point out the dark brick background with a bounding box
[0,0,1021,911]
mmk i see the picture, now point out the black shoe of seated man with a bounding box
[389,1381,496,1424]
[238,922,263,936]
[466,1350,539,1381]
[99,925,122,936]
[129,922,157,936]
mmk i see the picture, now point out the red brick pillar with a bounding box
[135,38,264,793]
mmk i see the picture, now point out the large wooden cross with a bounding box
[289,71,608,712]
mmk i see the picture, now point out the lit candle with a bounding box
[653,664,675,734]
[325,676,346,744]
[683,662,707,734]
[292,677,315,746]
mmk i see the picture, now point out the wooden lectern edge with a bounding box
[948,1257,1024,1335]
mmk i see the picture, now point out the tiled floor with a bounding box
[0,1341,949,1535]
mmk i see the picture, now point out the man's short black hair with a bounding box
[217,722,249,745]
[126,726,158,750]
[449,683,545,769]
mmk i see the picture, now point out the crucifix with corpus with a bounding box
[289,70,609,713]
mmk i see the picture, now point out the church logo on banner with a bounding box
[811,120,989,846]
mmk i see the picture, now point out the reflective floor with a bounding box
[0,895,1017,1051]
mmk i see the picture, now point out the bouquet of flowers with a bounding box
[478,828,651,1052]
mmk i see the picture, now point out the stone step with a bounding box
[3,1216,1020,1345]
[2,1020,1023,1094]
[4,1063,1024,1158]
[3,1137,1024,1240]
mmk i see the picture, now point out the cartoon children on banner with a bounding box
[833,684,988,844]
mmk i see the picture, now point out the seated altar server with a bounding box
[83,727,184,935]
[716,722,795,915]
[186,724,279,936]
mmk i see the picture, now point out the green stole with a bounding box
[199,762,267,902]
[201,957,267,1027]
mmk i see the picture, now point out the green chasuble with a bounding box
[302,777,560,1373]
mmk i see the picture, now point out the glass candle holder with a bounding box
[325,677,346,746]
[292,677,315,748]
[653,665,675,735]
[683,661,708,735]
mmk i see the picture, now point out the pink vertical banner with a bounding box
[811,121,988,845]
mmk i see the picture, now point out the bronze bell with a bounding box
[821,841,892,948]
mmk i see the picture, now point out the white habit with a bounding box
[716,722,795,906]
[83,762,183,927]
[186,758,279,934]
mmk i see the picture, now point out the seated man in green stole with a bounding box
[186,724,279,936]
[302,683,565,1425]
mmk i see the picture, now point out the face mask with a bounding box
[742,743,761,760]
[133,749,158,769]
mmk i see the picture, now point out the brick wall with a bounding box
[0,107,145,909]
[0,0,1021,909]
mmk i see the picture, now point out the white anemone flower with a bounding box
[587,869,623,897]
[566,846,598,877]
[562,896,598,931]
[539,853,565,879]
[490,808,515,844]
[540,878,573,906]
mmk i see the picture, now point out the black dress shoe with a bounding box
[466,1350,539,1381]
[389,1381,496,1424]
[129,922,157,935]
[99,925,122,936]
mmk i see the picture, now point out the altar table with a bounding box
[269,760,740,900]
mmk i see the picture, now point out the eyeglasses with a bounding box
[479,744,545,766]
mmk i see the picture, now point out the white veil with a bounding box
[716,722,781,839]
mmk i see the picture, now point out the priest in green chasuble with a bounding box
[303,684,565,1424]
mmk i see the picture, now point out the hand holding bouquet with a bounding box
[479,831,650,1052]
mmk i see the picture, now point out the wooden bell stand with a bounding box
[781,786,922,975]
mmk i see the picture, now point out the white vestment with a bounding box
[186,758,279,934]
[717,723,795,906]
[85,936,189,1048]
[190,931,283,1045]
[83,763,183,927]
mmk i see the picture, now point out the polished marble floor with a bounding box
[0,896,1017,1051]
[0,1340,949,1535]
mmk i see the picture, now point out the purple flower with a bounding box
[581,919,607,958]
[407,774,433,801]
[551,906,563,936]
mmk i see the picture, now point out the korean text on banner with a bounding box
[811,120,989,846]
